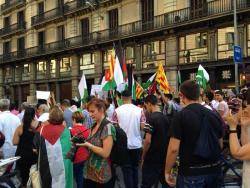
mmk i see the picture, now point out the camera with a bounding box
[71,135,86,144]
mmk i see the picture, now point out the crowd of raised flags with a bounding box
[78,46,211,102]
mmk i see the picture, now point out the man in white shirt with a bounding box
[215,90,229,120]
[112,90,146,188]
[0,99,21,159]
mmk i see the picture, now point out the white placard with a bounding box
[36,91,50,100]
[90,85,102,96]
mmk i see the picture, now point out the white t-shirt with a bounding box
[113,104,146,149]
[0,111,21,158]
[106,104,115,121]
[211,100,219,110]
[217,100,229,118]
[38,112,49,122]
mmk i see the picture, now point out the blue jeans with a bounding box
[177,173,222,188]
[122,148,141,188]
[73,162,84,188]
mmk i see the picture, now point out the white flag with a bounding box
[78,73,88,100]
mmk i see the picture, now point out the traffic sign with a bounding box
[234,45,242,63]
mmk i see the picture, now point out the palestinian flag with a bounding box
[101,70,116,91]
[142,73,156,89]
[136,82,144,99]
[35,124,73,188]
[101,55,116,91]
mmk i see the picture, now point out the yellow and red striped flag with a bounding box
[135,81,144,99]
[155,63,170,94]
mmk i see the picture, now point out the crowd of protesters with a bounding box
[0,80,249,188]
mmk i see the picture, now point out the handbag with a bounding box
[27,126,44,188]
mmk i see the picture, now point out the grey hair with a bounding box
[21,102,29,110]
[0,99,10,111]
[39,104,49,113]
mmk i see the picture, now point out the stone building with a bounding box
[0,0,249,104]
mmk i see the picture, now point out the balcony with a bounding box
[1,0,26,14]
[31,7,64,27]
[0,22,26,38]
[1,0,250,63]
[63,0,120,15]
[64,0,88,15]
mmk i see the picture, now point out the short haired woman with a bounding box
[77,98,116,188]
[33,106,73,188]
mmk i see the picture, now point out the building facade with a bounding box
[0,0,249,104]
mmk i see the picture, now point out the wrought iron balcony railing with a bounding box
[1,0,26,14]
[31,7,64,27]
[0,22,26,37]
[64,0,88,15]
[1,0,250,64]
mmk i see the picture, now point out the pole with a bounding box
[233,0,239,94]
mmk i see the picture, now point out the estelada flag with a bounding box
[155,63,170,94]
[135,82,144,99]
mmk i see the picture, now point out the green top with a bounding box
[83,123,116,183]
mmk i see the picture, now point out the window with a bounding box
[81,18,89,40]
[195,33,207,48]
[141,0,154,22]
[179,32,208,64]
[57,25,65,41]
[36,61,46,79]
[142,40,165,68]
[4,67,12,83]
[80,53,95,73]
[109,9,118,29]
[218,27,234,59]
[14,66,20,81]
[60,57,71,76]
[109,9,118,37]
[50,60,56,78]
[22,64,30,81]
[125,46,136,66]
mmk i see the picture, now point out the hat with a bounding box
[121,90,132,97]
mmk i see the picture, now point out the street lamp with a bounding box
[233,0,239,94]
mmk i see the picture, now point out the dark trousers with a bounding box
[141,163,169,188]
[83,178,115,188]
[177,173,222,188]
[73,162,84,188]
[122,148,141,188]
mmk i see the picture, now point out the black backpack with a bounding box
[100,119,129,166]
[193,109,221,161]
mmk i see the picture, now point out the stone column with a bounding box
[71,54,80,99]
[135,45,142,71]
[46,59,51,78]
[208,30,217,61]
[0,67,4,98]
[29,62,36,97]
[94,51,103,84]
[238,24,247,58]
[165,35,178,92]
[56,58,61,78]
[165,35,178,66]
